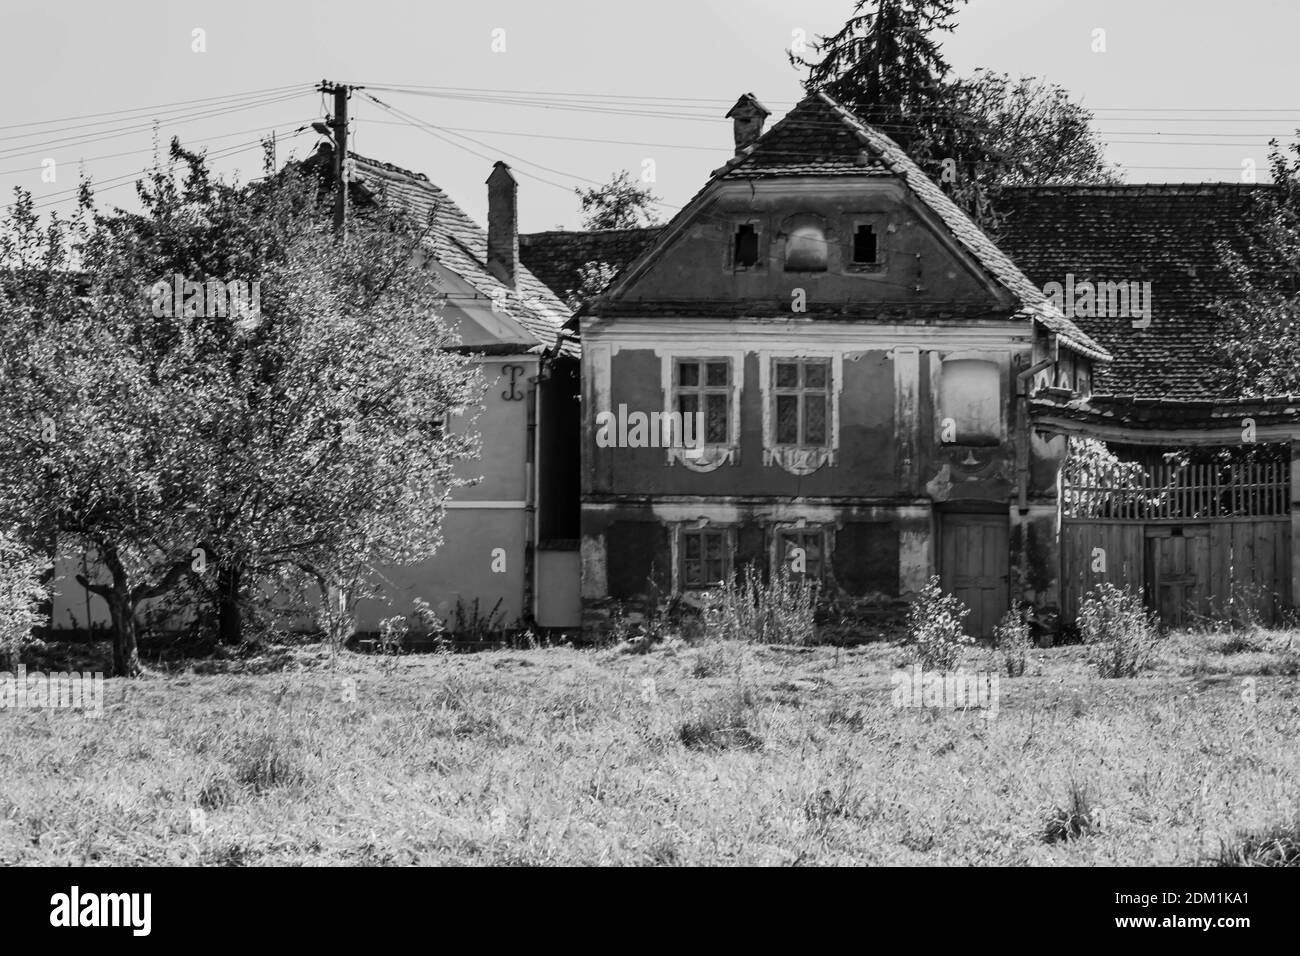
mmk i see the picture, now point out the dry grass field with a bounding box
[2,629,1299,865]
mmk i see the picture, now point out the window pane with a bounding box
[684,561,702,585]
[775,363,798,388]
[804,362,827,389]
[776,395,799,444]
[705,362,728,387]
[805,396,826,445]
[705,533,723,560]
[677,393,699,418]
[685,535,701,561]
[705,558,723,583]
[677,361,699,387]
[705,394,728,443]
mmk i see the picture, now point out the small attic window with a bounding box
[734,224,759,269]
[784,216,828,272]
[853,225,878,264]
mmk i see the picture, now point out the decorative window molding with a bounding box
[759,351,842,475]
[660,351,744,472]
[671,519,736,594]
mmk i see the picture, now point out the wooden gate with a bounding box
[1062,460,1292,626]
[940,513,1009,639]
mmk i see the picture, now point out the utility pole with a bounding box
[317,80,355,239]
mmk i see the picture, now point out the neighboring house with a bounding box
[521,96,1300,636]
[300,147,583,633]
[50,148,583,636]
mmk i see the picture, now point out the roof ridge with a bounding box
[1002,182,1273,197]
[350,151,433,184]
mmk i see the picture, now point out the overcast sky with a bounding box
[3,0,1298,232]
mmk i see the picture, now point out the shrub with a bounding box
[0,530,49,670]
[1208,819,1300,867]
[992,608,1031,677]
[906,576,973,671]
[678,688,763,751]
[1041,780,1099,844]
[1078,583,1162,678]
[702,565,816,645]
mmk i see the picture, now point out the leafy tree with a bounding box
[574,171,661,230]
[0,528,49,670]
[792,1,1120,229]
[1212,138,1300,398]
[0,142,483,674]
[563,259,619,311]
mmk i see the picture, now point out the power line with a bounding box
[0,117,313,178]
[0,84,312,135]
[0,88,311,147]
[6,125,311,213]
[358,83,1300,114]
[0,91,309,160]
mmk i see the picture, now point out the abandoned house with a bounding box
[519,92,1300,637]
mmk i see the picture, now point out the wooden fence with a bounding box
[1061,460,1292,627]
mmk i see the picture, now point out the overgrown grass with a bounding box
[991,608,1033,678]
[2,631,1299,865]
[1208,819,1300,867]
[702,565,816,645]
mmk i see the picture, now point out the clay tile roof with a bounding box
[343,150,576,357]
[519,228,662,308]
[997,183,1273,400]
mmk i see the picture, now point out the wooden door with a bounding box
[940,513,1009,639]
[1145,526,1210,628]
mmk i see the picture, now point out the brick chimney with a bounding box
[726,93,770,154]
[486,160,518,288]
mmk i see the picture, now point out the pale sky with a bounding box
[3,0,1297,232]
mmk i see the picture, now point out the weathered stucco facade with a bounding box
[577,93,1107,637]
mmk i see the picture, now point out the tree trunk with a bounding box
[216,564,243,644]
[102,547,141,678]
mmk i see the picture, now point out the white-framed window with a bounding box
[674,358,732,445]
[759,351,842,475]
[773,358,831,448]
[660,350,744,472]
